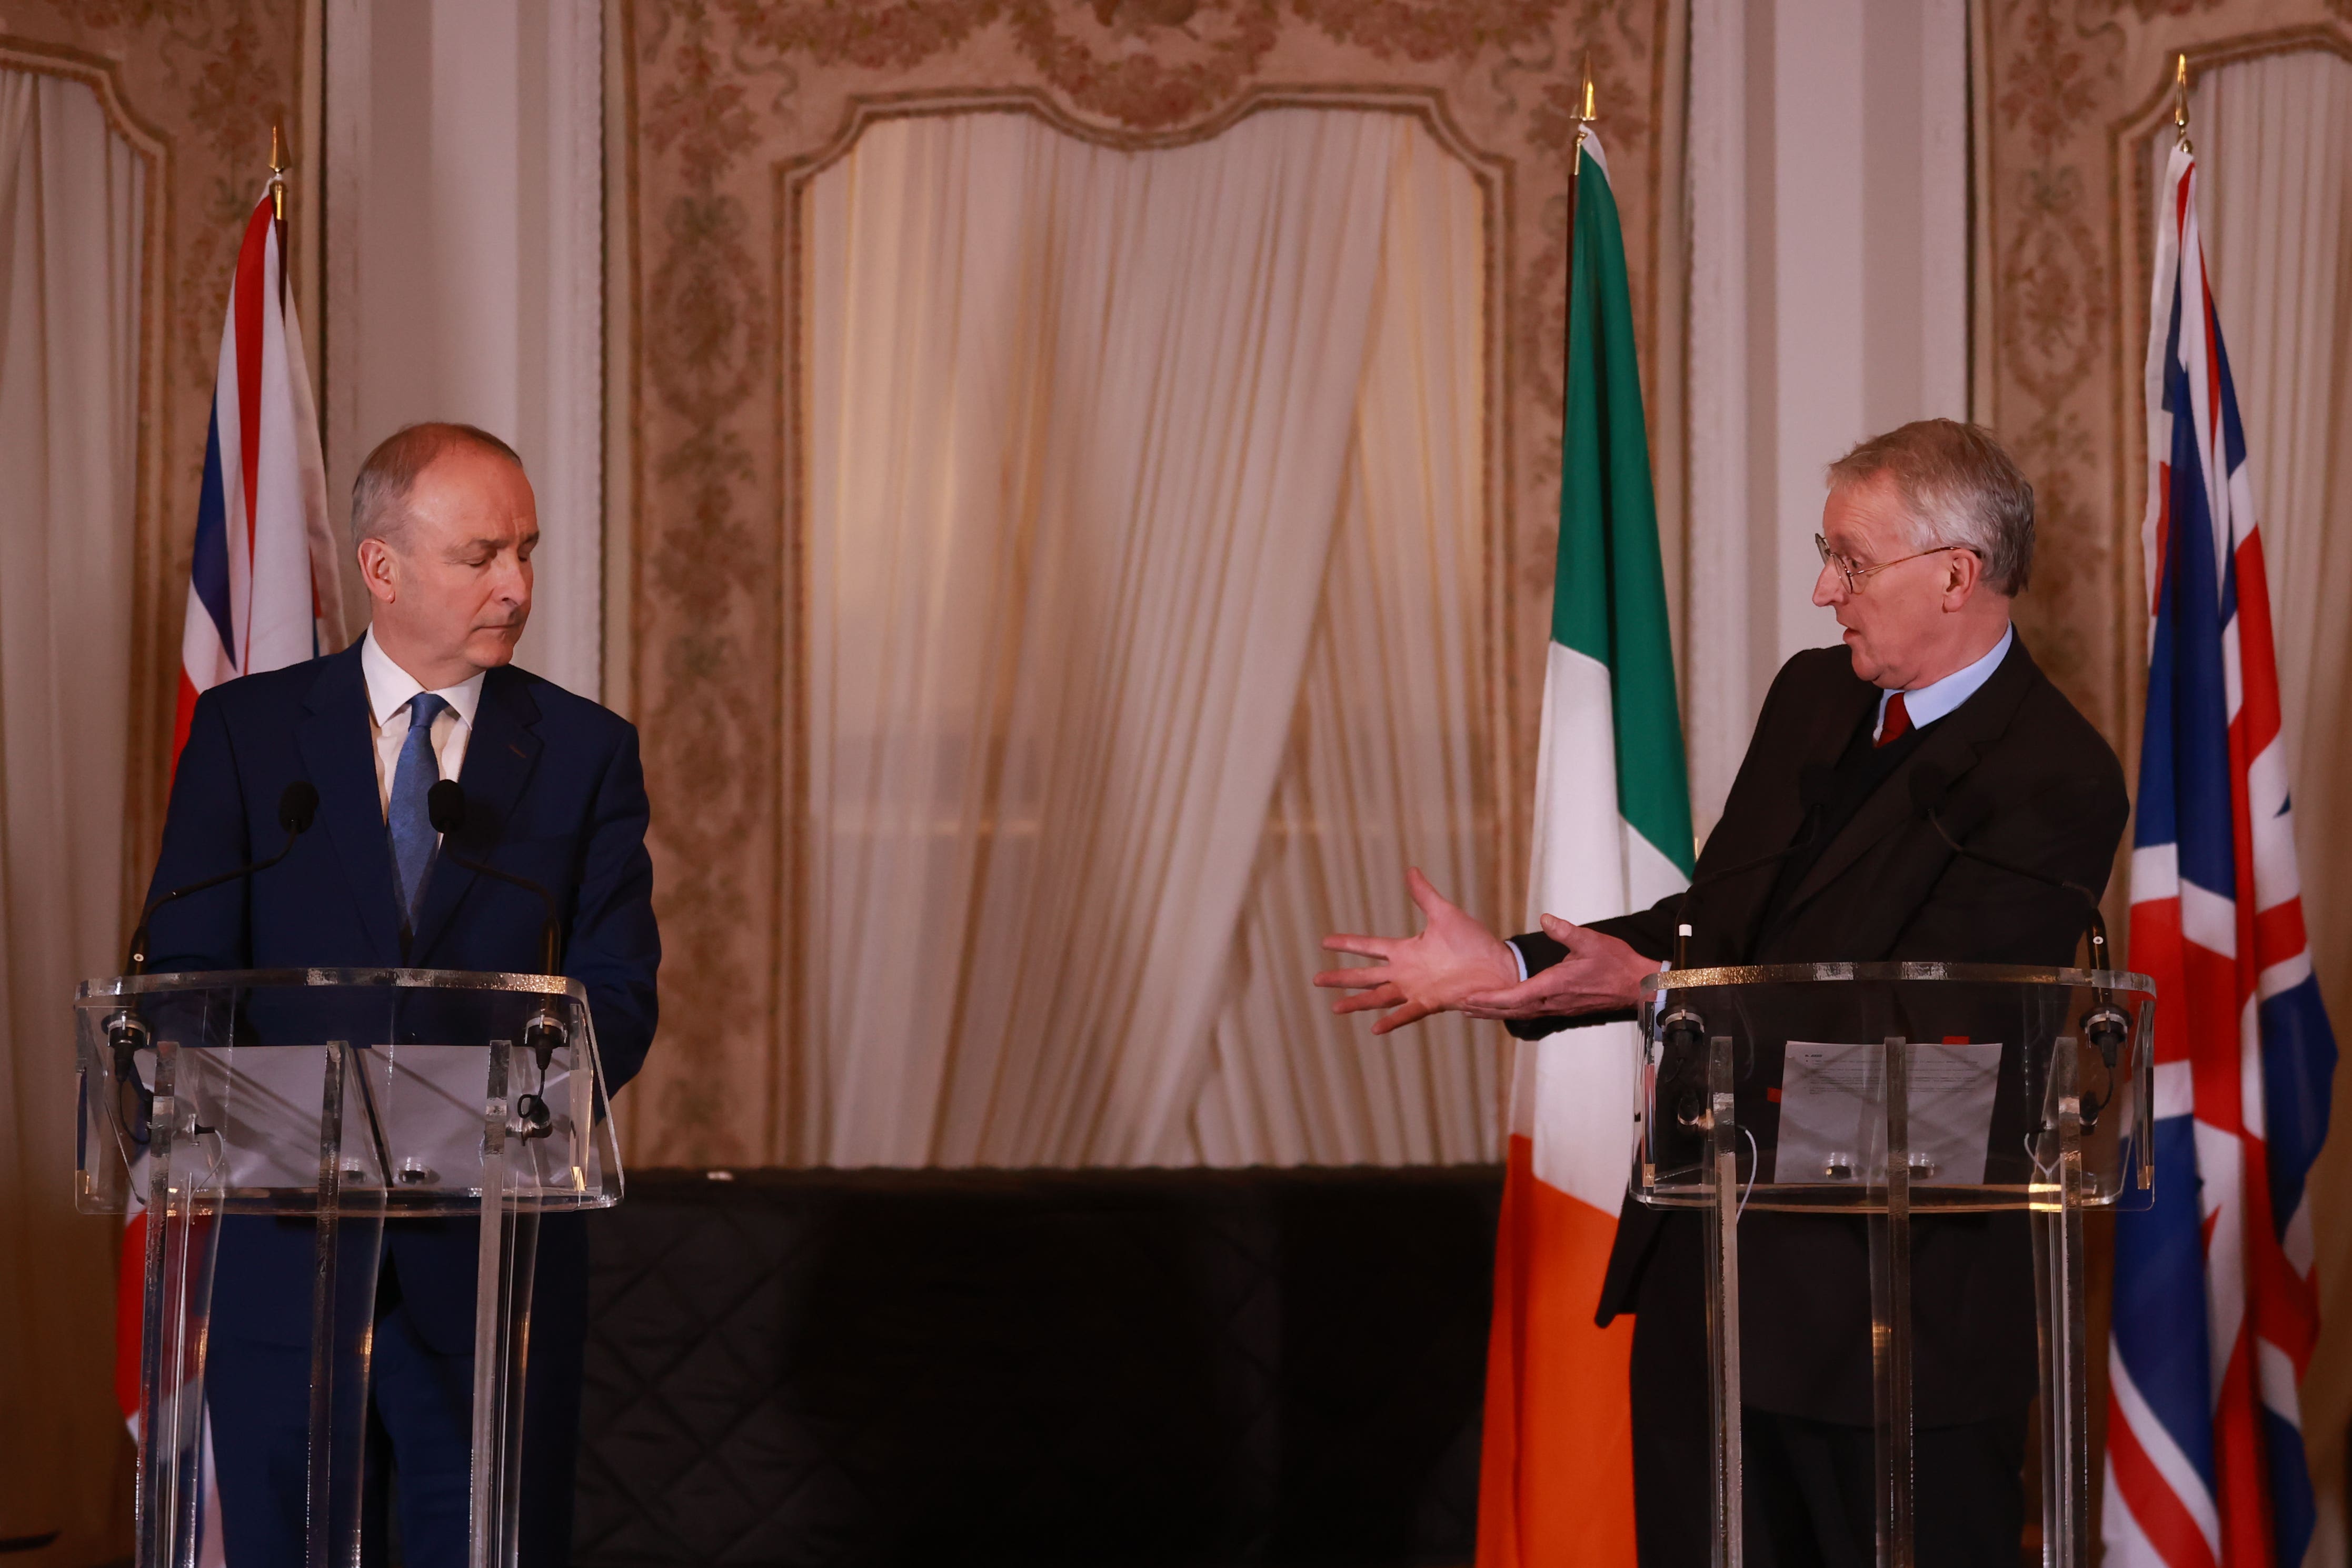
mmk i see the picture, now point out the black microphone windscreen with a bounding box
[277,780,320,835]
[427,780,467,836]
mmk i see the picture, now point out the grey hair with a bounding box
[1825,419,2036,594]
[350,422,524,551]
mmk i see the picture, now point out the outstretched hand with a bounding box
[1457,914,1653,1020]
[1313,868,1519,1035]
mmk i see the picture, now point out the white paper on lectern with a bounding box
[145,1044,577,1195]
[1773,1041,2003,1185]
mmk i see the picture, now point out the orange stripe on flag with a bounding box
[1477,1131,1637,1567]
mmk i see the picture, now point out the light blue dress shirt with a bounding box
[1874,623,2014,741]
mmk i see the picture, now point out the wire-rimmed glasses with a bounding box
[1813,534,1978,595]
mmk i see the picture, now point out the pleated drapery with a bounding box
[2169,48,2352,1548]
[793,109,1496,1168]
[0,67,147,1561]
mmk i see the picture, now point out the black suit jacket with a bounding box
[1511,634,2127,1425]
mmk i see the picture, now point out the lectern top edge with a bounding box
[1640,959,2154,994]
[77,966,590,1004]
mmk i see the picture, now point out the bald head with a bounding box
[351,422,525,552]
[352,422,538,690]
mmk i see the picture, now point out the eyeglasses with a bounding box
[1813,534,1978,595]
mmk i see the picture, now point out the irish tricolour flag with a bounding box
[1476,128,1693,1567]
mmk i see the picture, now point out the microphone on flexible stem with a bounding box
[126,780,321,973]
[111,780,323,1131]
[425,781,562,975]
[1656,765,1842,1117]
[1668,763,1839,970]
[425,781,566,1138]
[1908,765,2129,1072]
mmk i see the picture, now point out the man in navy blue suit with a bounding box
[143,422,660,1567]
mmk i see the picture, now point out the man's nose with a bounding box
[1812,560,1843,608]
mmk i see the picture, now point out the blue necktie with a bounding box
[390,692,451,928]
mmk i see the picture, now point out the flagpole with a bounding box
[269,122,288,223]
[2172,52,2193,155]
[1560,54,1597,413]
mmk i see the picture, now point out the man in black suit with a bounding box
[1316,420,2127,1565]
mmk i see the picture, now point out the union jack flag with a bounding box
[2105,139,2336,1567]
[121,178,343,1567]
[170,181,344,765]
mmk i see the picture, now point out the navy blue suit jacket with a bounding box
[143,640,659,1352]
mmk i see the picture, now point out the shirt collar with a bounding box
[1883,623,2014,730]
[360,628,486,731]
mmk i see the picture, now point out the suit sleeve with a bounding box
[141,689,254,973]
[1500,651,1820,1038]
[566,723,660,1095]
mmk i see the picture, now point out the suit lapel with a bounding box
[297,645,406,964]
[410,667,544,961]
[1687,662,1875,963]
[1777,635,2042,920]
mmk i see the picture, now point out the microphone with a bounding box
[126,780,321,973]
[1908,765,2129,1071]
[1653,764,1843,1105]
[425,781,563,975]
[1668,763,1839,968]
[111,780,321,1136]
[427,780,567,1136]
[1907,766,2110,963]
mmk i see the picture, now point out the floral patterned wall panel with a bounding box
[1980,0,2350,750]
[2,2,310,891]
[616,0,1682,1163]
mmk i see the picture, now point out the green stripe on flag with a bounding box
[1553,144,1694,877]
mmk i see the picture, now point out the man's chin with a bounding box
[1842,634,1882,684]
[467,633,522,668]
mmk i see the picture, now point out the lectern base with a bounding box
[1622,964,2151,1568]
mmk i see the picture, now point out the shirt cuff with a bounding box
[1506,937,1529,983]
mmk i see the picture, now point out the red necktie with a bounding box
[1877,691,1911,748]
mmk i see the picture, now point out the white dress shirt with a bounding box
[361,629,486,822]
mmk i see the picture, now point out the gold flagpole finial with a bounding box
[268,122,287,221]
[1574,53,1597,148]
[2173,53,2194,154]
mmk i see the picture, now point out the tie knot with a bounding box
[409,692,450,730]
[1877,691,1911,748]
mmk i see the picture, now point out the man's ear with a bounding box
[356,537,398,606]
[1940,547,1983,612]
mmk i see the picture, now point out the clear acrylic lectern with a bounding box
[74,968,625,1568]
[1636,962,2154,1568]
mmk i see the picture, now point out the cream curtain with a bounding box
[0,68,147,1564]
[2167,49,2352,1557]
[795,108,1493,1167]
[1188,125,1498,1167]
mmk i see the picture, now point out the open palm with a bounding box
[1312,868,1519,1035]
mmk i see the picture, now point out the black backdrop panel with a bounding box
[575,1165,1503,1568]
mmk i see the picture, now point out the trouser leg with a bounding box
[368,1220,589,1568]
[206,1334,312,1568]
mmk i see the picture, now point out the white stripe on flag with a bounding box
[2109,1353,2225,1561]
[1515,641,1686,1212]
